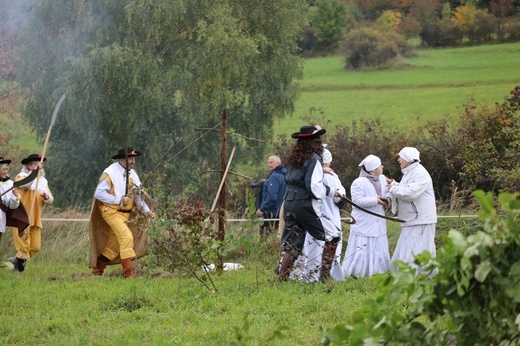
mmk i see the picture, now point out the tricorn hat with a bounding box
[291,125,326,139]
[21,154,46,165]
[112,148,142,160]
[0,157,12,165]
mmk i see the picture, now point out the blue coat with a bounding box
[259,165,287,218]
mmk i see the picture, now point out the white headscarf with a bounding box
[358,154,381,172]
[399,147,421,162]
[322,147,332,165]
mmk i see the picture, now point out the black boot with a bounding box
[320,241,338,282]
[16,257,26,272]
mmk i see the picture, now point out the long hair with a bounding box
[286,137,323,168]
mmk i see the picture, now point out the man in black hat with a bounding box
[8,153,53,272]
[276,125,342,282]
[89,148,155,278]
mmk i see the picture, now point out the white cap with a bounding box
[358,154,382,172]
[399,147,420,162]
[322,148,332,164]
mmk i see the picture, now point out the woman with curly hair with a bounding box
[276,125,342,281]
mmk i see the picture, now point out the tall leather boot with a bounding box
[92,255,109,276]
[121,258,135,278]
[277,252,297,281]
[320,241,338,282]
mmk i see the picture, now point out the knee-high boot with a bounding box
[277,252,297,281]
[320,241,338,282]
[92,255,109,276]
[121,258,135,278]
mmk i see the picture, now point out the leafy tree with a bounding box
[311,0,348,48]
[15,0,308,209]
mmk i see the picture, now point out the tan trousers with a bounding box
[100,207,136,261]
[13,226,41,259]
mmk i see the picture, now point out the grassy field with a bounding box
[274,42,520,136]
[0,211,480,345]
[0,43,512,344]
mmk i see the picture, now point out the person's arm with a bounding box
[389,169,430,202]
[309,159,332,199]
[260,178,279,212]
[94,179,121,205]
[351,179,378,208]
[6,189,20,209]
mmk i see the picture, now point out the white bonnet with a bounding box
[322,148,332,164]
[358,154,381,172]
[398,147,421,162]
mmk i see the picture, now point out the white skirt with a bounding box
[391,224,437,276]
[341,232,391,278]
[290,233,344,283]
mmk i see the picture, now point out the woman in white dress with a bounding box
[341,154,392,278]
[387,147,437,276]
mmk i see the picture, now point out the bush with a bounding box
[420,20,463,47]
[322,191,520,345]
[342,27,412,69]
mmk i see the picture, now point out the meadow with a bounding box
[274,42,520,135]
[0,211,480,345]
[1,42,515,344]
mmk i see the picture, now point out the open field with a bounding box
[0,212,481,345]
[274,42,520,136]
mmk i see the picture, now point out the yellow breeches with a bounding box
[99,206,136,261]
[13,226,41,259]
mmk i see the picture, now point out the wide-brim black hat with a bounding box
[0,157,12,165]
[112,148,142,160]
[21,154,46,165]
[291,125,326,139]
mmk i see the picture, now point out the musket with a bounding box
[0,168,39,198]
[340,195,405,223]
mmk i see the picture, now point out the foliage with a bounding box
[322,191,520,345]
[342,27,412,69]
[310,0,348,47]
[420,19,464,47]
[148,194,257,292]
[375,10,402,33]
[453,86,520,193]
[15,0,308,209]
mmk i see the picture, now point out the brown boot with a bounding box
[92,256,109,276]
[121,258,135,278]
[320,241,338,282]
[277,252,297,281]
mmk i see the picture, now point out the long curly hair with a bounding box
[286,137,323,168]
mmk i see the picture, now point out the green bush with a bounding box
[322,191,520,345]
[342,27,412,69]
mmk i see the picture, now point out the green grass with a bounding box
[0,210,480,345]
[275,42,520,135]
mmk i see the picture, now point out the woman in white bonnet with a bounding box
[387,147,437,276]
[341,154,392,278]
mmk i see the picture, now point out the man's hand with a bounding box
[323,166,335,175]
[120,196,130,206]
[255,209,264,217]
[145,210,156,219]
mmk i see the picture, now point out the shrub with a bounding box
[342,27,412,69]
[420,19,463,47]
[322,191,520,345]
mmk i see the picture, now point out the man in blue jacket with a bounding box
[255,155,287,237]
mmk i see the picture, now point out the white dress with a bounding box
[389,162,437,276]
[341,174,392,278]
